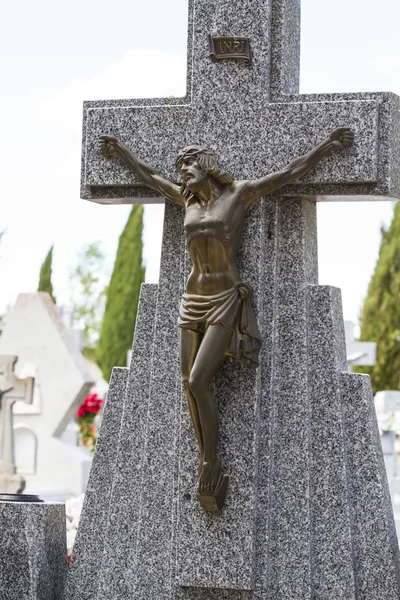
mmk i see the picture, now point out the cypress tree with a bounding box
[355,203,400,393]
[38,245,56,304]
[97,205,145,381]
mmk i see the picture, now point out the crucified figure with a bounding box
[99,127,354,511]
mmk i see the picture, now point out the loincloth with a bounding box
[178,282,261,367]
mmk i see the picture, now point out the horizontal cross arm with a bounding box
[82,92,400,204]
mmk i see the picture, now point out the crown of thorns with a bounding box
[175,146,216,170]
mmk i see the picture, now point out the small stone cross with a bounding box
[345,320,377,366]
[0,355,34,478]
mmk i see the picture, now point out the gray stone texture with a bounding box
[65,366,128,600]
[82,0,400,203]
[0,501,66,600]
[67,199,400,600]
[70,0,400,598]
[66,284,158,599]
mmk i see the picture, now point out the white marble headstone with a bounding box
[0,293,94,496]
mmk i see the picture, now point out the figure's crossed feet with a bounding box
[198,458,223,496]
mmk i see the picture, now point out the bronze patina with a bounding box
[99,128,354,512]
[209,35,252,66]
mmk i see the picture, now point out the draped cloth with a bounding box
[178,282,262,367]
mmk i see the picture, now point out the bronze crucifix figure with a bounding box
[100,127,353,512]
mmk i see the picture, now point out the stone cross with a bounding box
[69,1,400,599]
[345,320,377,366]
[82,1,399,203]
[0,355,33,493]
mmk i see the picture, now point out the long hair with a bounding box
[175,146,234,205]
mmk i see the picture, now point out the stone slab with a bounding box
[95,285,158,599]
[342,373,400,599]
[0,501,66,600]
[307,286,355,599]
[66,284,158,599]
[66,366,128,599]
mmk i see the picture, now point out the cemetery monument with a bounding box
[68,0,400,598]
[0,354,67,599]
[0,293,94,497]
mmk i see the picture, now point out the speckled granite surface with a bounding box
[65,366,128,600]
[65,284,158,599]
[66,201,400,600]
[70,0,400,598]
[0,501,66,600]
[82,0,400,202]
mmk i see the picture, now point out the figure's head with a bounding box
[176,146,233,204]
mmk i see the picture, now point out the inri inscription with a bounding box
[209,36,252,66]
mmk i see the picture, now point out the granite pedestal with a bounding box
[0,500,66,600]
[67,202,400,600]
[67,0,400,598]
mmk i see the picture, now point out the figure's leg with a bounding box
[188,323,232,494]
[180,328,204,466]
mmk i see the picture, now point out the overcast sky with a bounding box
[0,0,399,326]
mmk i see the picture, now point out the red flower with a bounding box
[76,393,103,424]
[78,393,104,416]
[76,406,86,418]
[83,393,98,406]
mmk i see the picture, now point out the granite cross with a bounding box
[74,0,400,598]
[82,0,400,203]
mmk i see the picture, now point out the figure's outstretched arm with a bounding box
[239,128,354,207]
[99,136,184,207]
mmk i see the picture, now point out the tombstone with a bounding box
[0,293,94,497]
[375,390,400,476]
[345,320,377,366]
[0,355,32,493]
[0,496,67,600]
[67,1,400,598]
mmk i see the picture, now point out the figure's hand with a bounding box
[99,135,120,157]
[330,127,354,151]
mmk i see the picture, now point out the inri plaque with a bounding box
[209,35,252,66]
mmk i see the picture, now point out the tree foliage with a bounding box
[69,242,108,358]
[355,203,400,393]
[38,245,56,303]
[97,205,145,381]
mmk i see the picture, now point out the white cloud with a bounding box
[32,49,187,130]
[0,48,186,313]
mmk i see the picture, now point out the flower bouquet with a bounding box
[76,393,104,453]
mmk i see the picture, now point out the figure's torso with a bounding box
[184,185,246,295]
